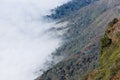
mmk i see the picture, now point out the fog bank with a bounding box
[0,0,69,80]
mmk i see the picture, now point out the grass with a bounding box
[83,19,120,80]
[89,19,120,80]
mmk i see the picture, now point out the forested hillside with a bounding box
[36,0,120,80]
[48,0,98,19]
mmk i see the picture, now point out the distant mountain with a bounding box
[36,0,120,80]
[48,0,99,19]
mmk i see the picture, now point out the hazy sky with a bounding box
[0,0,69,80]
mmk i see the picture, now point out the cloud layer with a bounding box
[0,0,69,80]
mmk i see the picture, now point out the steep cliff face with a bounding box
[86,18,120,80]
[36,0,120,80]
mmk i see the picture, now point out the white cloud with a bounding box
[0,0,69,80]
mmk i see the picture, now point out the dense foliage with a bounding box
[100,18,119,52]
[100,34,112,51]
[108,18,119,27]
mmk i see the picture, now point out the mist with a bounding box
[0,0,69,80]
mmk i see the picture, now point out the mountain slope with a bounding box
[86,18,120,80]
[36,0,120,80]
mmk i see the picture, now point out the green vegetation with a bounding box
[116,31,120,38]
[100,18,119,52]
[108,18,118,27]
[100,34,112,52]
[85,19,120,80]
[94,41,120,80]
[96,20,120,80]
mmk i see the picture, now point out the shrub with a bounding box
[108,18,118,27]
[100,34,112,51]
[116,31,120,39]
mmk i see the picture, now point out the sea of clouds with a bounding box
[0,0,69,80]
